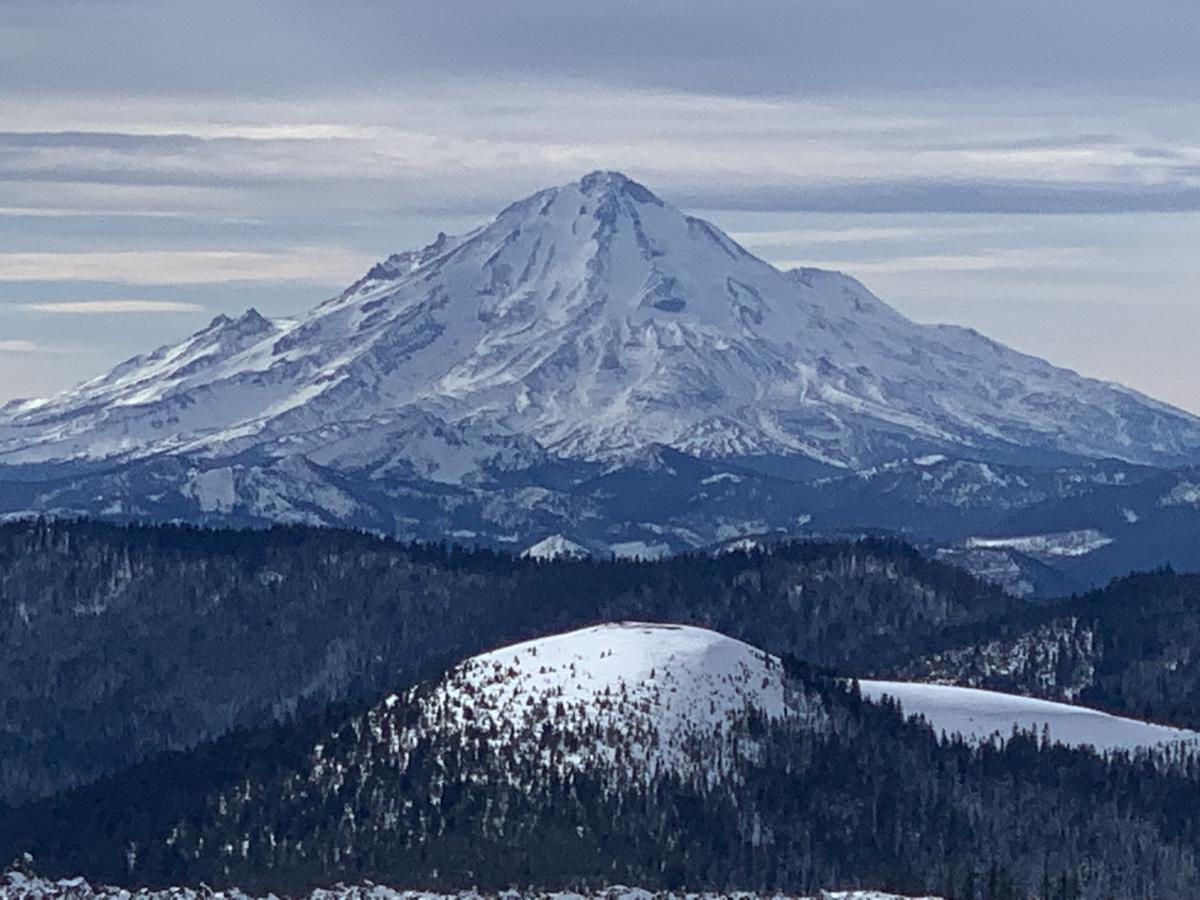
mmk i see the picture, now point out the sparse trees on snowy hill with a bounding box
[0,520,1010,804]
[6,656,1200,898]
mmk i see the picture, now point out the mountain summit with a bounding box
[2,170,1199,470]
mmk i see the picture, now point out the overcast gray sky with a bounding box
[2,0,1199,411]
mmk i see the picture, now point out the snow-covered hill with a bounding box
[859,680,1200,752]
[368,622,814,780]
[521,533,591,559]
[12,617,1197,895]
[2,170,1199,473]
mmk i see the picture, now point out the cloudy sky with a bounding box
[2,0,1200,411]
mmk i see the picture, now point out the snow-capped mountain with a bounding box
[5,171,1200,592]
[3,170,1200,472]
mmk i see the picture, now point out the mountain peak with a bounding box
[235,307,272,330]
[521,533,591,560]
[203,307,273,335]
[577,169,663,206]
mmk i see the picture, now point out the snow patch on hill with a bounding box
[521,534,590,560]
[1160,480,1200,508]
[966,529,1113,558]
[716,536,767,555]
[860,680,1200,753]
[446,623,789,723]
[368,623,818,781]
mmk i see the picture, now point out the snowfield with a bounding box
[438,622,790,728]
[521,533,591,560]
[294,622,831,800]
[859,680,1200,753]
[370,622,812,780]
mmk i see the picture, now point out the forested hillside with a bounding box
[898,568,1200,727]
[0,519,1013,802]
[11,520,1200,897]
[6,655,1200,899]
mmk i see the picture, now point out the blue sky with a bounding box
[2,0,1199,411]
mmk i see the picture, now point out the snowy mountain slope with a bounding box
[0,443,815,553]
[929,462,1200,588]
[859,680,1200,752]
[2,171,1200,473]
[237,406,549,486]
[4,446,1197,594]
[4,435,1199,591]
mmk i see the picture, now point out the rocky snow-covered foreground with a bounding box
[859,680,1200,752]
[2,872,939,900]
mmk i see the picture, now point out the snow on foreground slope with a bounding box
[2,171,1199,472]
[363,623,818,781]
[1,871,940,900]
[860,680,1200,753]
